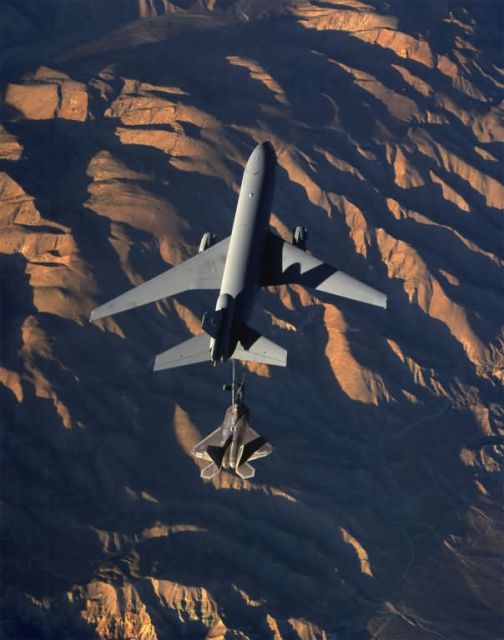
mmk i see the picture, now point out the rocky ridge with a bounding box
[0,1,503,639]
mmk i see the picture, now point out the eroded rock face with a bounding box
[5,67,88,122]
[0,2,502,639]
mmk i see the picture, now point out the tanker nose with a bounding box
[247,143,265,172]
[247,141,276,174]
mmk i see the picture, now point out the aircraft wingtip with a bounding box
[373,293,387,309]
[89,308,103,322]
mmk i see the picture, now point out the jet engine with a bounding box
[199,232,216,253]
[292,226,308,250]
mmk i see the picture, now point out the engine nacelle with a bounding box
[199,232,216,253]
[292,226,308,250]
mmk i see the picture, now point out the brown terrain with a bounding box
[0,1,503,639]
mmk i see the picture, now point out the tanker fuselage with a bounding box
[209,142,276,363]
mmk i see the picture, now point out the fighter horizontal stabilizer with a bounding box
[90,237,230,321]
[262,233,387,309]
[232,326,287,367]
[154,333,211,371]
[236,462,255,480]
[201,462,220,480]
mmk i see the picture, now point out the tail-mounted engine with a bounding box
[292,226,308,250]
[199,232,216,253]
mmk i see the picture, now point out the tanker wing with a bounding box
[261,233,387,309]
[90,237,230,321]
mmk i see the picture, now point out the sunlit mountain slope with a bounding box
[1,1,502,639]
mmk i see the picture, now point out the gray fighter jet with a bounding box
[90,142,386,369]
[193,397,272,480]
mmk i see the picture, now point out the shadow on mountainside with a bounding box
[1,4,502,638]
[0,232,490,637]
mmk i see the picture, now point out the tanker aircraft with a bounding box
[90,142,386,369]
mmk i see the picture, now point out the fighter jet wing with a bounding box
[261,233,386,308]
[90,237,230,321]
[192,425,229,461]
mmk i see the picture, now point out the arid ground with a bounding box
[1,1,503,638]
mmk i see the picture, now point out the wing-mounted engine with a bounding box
[292,226,308,250]
[199,232,216,253]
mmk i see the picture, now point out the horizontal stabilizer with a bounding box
[232,326,287,367]
[236,462,255,480]
[154,333,210,371]
[90,237,229,321]
[201,462,220,480]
